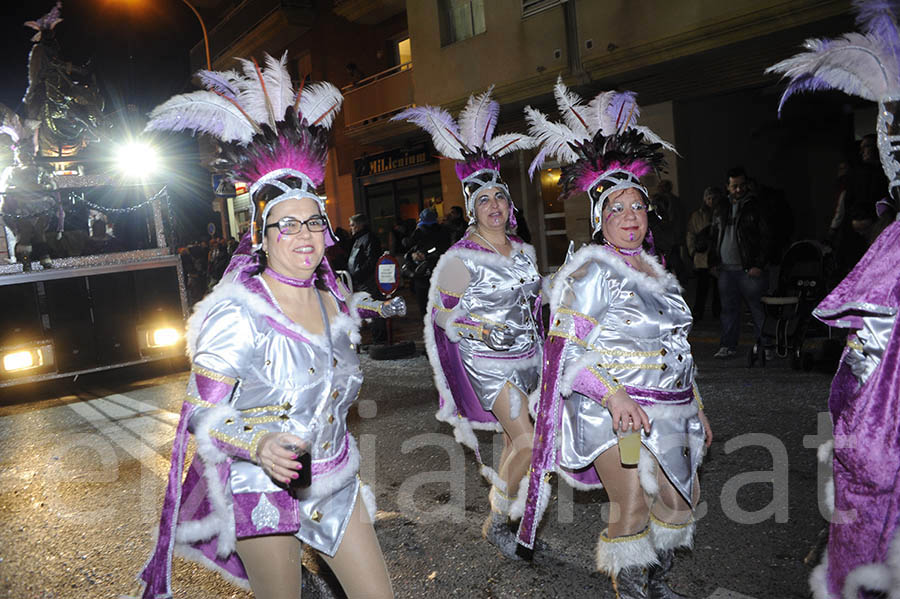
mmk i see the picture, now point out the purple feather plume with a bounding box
[527,147,549,180]
[854,0,900,66]
[455,155,499,180]
[777,74,834,114]
[197,70,239,100]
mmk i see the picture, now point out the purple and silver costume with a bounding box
[425,237,543,464]
[517,245,706,548]
[137,260,376,597]
[767,1,900,596]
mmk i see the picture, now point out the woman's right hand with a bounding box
[606,389,650,434]
[256,432,309,485]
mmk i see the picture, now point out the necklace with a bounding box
[265,267,316,287]
[603,242,642,256]
[472,231,510,255]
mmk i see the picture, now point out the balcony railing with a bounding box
[341,62,414,130]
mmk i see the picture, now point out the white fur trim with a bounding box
[489,485,513,515]
[549,244,680,312]
[843,565,892,598]
[527,387,541,420]
[638,447,659,498]
[175,417,236,556]
[508,473,531,521]
[818,440,834,463]
[840,527,900,599]
[819,440,835,518]
[360,483,377,523]
[174,544,252,591]
[595,528,659,577]
[186,278,359,359]
[649,516,694,551]
[810,550,833,599]
[557,468,602,491]
[480,464,508,492]
[193,405,237,464]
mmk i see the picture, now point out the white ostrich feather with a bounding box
[145,91,257,144]
[630,125,677,153]
[767,33,899,101]
[233,57,273,125]
[392,105,465,160]
[458,84,498,149]
[262,51,295,120]
[553,76,590,139]
[484,132,539,156]
[524,105,584,164]
[298,81,343,130]
[588,90,639,136]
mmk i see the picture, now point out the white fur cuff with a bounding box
[649,514,694,552]
[595,527,659,577]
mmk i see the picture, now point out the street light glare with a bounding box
[115,141,159,179]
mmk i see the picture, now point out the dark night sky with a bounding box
[0,0,200,115]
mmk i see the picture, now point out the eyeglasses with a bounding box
[265,216,329,235]
[605,200,648,215]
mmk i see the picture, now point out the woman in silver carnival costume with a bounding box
[393,88,545,559]
[516,79,712,598]
[134,53,401,599]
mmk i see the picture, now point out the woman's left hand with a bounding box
[698,409,713,447]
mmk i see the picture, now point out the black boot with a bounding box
[647,549,688,598]
[612,565,650,599]
[482,511,521,560]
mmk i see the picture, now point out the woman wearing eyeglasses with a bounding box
[137,63,396,598]
[518,84,711,598]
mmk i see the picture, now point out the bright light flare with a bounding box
[115,141,159,179]
[150,327,180,347]
[3,350,37,372]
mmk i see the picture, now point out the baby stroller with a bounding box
[750,240,834,369]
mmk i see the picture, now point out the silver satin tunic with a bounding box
[554,250,706,504]
[190,281,362,556]
[451,246,542,408]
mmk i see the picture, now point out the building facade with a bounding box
[191,0,854,271]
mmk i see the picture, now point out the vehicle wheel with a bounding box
[368,340,417,360]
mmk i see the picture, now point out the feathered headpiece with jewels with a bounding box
[767,0,900,206]
[146,51,343,248]
[526,76,674,236]
[393,86,538,226]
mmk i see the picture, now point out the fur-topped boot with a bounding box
[481,482,521,560]
[647,513,694,598]
[596,527,658,599]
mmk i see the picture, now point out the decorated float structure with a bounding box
[0,3,187,386]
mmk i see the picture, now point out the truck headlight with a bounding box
[151,327,179,347]
[1,343,54,373]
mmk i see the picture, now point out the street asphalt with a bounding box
[0,309,839,598]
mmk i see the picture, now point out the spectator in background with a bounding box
[348,213,386,343]
[686,186,722,320]
[649,179,684,280]
[325,226,351,273]
[403,208,451,317]
[444,205,467,244]
[710,166,773,359]
[846,134,890,245]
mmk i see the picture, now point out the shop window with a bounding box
[438,0,486,47]
[363,172,443,254]
[539,167,570,268]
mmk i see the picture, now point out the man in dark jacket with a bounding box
[348,213,386,343]
[404,208,451,317]
[709,167,773,358]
